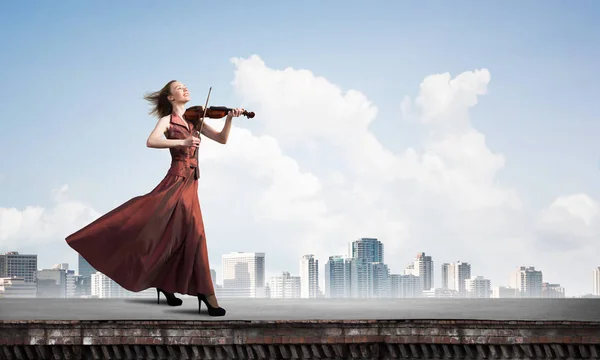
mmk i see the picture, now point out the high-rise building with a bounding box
[91,272,127,298]
[371,262,391,298]
[73,275,92,297]
[37,268,67,298]
[50,263,75,298]
[299,254,318,298]
[441,261,470,294]
[349,238,384,263]
[349,257,373,298]
[465,276,491,298]
[268,271,301,299]
[348,238,385,298]
[511,266,543,298]
[414,252,434,291]
[390,274,421,298]
[324,256,351,298]
[65,269,76,298]
[441,263,450,289]
[594,267,600,296]
[78,255,96,277]
[0,252,37,283]
[77,254,96,296]
[221,252,266,298]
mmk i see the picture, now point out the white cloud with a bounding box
[536,193,600,247]
[0,185,100,247]
[1,56,597,296]
[403,69,491,127]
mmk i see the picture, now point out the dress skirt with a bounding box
[66,171,215,296]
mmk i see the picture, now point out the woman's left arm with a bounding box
[200,108,243,144]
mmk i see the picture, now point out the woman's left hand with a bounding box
[228,108,244,118]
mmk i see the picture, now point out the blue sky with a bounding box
[1,1,599,296]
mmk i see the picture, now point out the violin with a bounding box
[184,105,255,122]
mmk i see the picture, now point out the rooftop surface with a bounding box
[1,297,599,322]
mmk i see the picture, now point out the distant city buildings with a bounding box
[299,254,318,298]
[465,276,491,298]
[413,252,434,291]
[0,252,37,283]
[268,271,301,299]
[218,252,266,298]
[324,255,350,298]
[511,266,543,298]
[0,246,596,299]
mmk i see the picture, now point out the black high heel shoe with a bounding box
[156,288,183,306]
[197,294,226,316]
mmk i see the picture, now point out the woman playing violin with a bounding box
[66,80,243,317]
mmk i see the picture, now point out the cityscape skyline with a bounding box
[6,240,593,296]
[2,236,600,299]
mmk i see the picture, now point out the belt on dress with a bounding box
[170,156,199,180]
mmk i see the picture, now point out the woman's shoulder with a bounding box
[157,114,172,125]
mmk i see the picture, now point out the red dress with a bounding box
[66,112,215,296]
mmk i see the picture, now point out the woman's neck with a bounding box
[172,103,186,118]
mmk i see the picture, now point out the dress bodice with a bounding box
[165,112,200,179]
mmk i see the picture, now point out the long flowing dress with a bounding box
[65,112,215,296]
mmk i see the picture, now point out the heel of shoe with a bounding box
[157,288,183,307]
[197,294,226,317]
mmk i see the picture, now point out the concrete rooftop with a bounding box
[1,297,600,322]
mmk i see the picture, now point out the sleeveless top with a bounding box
[165,112,200,180]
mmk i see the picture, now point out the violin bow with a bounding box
[199,86,212,134]
[196,87,212,161]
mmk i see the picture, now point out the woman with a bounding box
[66,80,242,317]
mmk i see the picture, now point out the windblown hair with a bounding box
[143,80,177,118]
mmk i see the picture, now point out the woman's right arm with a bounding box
[146,116,186,148]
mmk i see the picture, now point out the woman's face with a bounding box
[169,81,190,104]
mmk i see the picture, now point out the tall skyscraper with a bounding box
[414,252,433,291]
[443,261,471,295]
[441,263,450,289]
[78,255,96,277]
[371,262,391,298]
[221,252,266,298]
[324,256,351,298]
[511,266,543,298]
[77,254,96,297]
[349,257,373,298]
[390,274,421,298]
[349,238,384,263]
[299,254,318,298]
[465,276,491,298]
[348,238,385,298]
